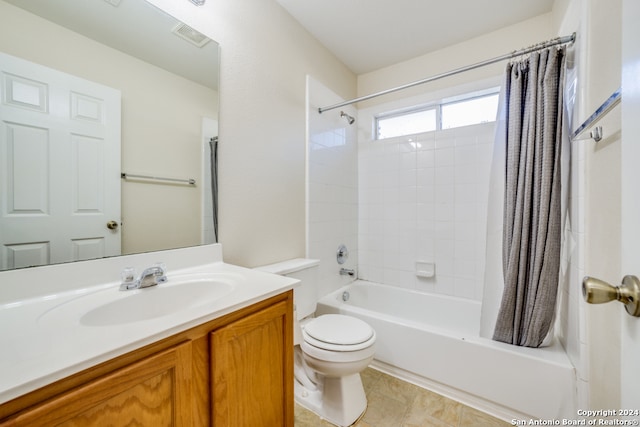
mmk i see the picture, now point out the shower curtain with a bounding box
[209,136,219,243]
[491,46,567,348]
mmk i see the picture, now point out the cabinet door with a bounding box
[2,341,192,427]
[211,300,293,427]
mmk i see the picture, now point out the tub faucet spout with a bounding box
[340,268,355,277]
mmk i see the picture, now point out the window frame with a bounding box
[374,104,439,141]
[440,91,500,130]
[374,88,500,140]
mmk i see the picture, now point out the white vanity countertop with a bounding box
[0,244,298,405]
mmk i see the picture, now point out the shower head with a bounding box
[340,111,355,125]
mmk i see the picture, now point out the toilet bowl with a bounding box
[256,259,376,427]
[299,314,375,426]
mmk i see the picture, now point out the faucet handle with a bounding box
[122,267,136,282]
[152,262,168,284]
[120,267,138,290]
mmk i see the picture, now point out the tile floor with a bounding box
[294,368,511,427]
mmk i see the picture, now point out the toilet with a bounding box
[256,258,376,427]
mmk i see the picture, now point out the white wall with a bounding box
[146,0,357,268]
[357,14,553,110]
[553,0,622,410]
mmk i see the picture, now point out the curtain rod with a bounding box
[318,33,576,114]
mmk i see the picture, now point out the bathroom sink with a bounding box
[81,279,234,326]
[38,275,236,327]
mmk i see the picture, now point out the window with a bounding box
[376,108,436,140]
[375,89,499,140]
[441,93,499,129]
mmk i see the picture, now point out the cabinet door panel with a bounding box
[211,300,292,427]
[2,341,192,427]
[56,370,174,427]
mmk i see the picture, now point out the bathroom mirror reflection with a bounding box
[0,0,220,271]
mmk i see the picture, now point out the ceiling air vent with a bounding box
[171,23,211,48]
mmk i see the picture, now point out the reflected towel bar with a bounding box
[121,172,196,185]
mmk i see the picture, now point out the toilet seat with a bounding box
[302,314,375,352]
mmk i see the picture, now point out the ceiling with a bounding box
[276,0,555,74]
[5,0,554,87]
[4,0,219,89]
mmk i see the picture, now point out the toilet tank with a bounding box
[256,258,320,319]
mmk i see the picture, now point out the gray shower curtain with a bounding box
[493,47,565,348]
[209,136,219,243]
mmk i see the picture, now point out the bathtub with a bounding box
[315,280,576,421]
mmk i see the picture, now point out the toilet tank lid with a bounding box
[254,258,320,275]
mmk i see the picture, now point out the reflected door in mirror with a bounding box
[0,52,121,270]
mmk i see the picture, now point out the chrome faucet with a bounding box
[139,264,168,288]
[340,268,355,277]
[120,263,167,290]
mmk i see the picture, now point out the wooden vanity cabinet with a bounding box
[0,342,193,427]
[0,291,294,427]
[211,299,292,426]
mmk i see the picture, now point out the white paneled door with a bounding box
[621,0,640,408]
[0,52,121,270]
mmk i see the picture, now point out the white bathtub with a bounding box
[316,280,576,421]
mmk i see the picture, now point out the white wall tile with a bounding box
[435,185,455,204]
[307,78,358,297]
[417,150,435,168]
[435,166,455,185]
[434,204,455,222]
[435,147,455,166]
[454,146,477,165]
[455,277,477,299]
[454,164,476,184]
[358,121,495,302]
[417,168,435,187]
[434,275,455,296]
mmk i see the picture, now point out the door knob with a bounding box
[582,275,640,317]
[106,220,119,230]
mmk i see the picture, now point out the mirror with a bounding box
[0,0,219,271]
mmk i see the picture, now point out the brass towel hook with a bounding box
[582,275,640,317]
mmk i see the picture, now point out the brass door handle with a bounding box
[582,275,640,317]
[107,220,119,230]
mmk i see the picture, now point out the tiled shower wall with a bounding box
[358,123,494,301]
[307,77,359,298]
